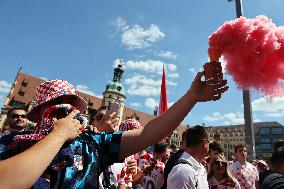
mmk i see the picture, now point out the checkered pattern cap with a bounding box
[119,118,142,131]
[27,79,87,122]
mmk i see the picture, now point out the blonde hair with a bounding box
[207,155,236,186]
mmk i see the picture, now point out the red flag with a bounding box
[158,65,168,115]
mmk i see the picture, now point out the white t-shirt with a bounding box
[142,158,165,189]
[167,151,209,189]
[208,176,241,189]
[228,161,259,189]
[99,163,125,189]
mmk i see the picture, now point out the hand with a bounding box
[141,162,155,176]
[52,110,83,141]
[126,158,137,175]
[188,71,229,102]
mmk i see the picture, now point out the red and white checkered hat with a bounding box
[119,118,142,131]
[27,79,87,122]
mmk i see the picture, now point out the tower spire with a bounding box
[113,59,124,83]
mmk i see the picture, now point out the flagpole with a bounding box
[228,0,255,160]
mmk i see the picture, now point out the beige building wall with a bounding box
[209,127,246,159]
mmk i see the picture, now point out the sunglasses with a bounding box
[10,114,27,119]
[214,161,227,167]
[49,108,72,119]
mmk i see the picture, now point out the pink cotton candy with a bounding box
[208,15,284,97]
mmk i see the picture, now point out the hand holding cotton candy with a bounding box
[208,15,284,96]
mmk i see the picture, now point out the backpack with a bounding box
[161,149,192,189]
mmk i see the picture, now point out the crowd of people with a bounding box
[0,69,282,189]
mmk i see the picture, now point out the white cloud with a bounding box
[203,112,222,122]
[121,24,165,50]
[188,68,197,75]
[167,64,177,72]
[114,17,165,49]
[0,95,4,107]
[168,73,179,79]
[115,59,177,74]
[128,84,160,96]
[39,77,48,81]
[75,84,103,98]
[114,17,128,30]
[129,102,141,108]
[157,51,178,59]
[124,74,176,96]
[254,118,262,122]
[145,98,159,109]
[125,74,176,87]
[167,80,178,86]
[125,75,160,87]
[252,97,284,118]
[203,112,245,125]
[113,59,179,97]
[0,80,11,93]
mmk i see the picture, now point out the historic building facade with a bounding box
[206,122,284,158]
[102,64,126,126]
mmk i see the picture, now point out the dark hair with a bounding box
[271,148,284,167]
[181,129,188,143]
[170,144,177,150]
[186,125,208,148]
[209,141,223,154]
[89,106,107,122]
[234,144,246,153]
[154,142,169,154]
[274,140,284,151]
[7,107,27,118]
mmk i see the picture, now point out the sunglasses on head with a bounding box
[10,114,26,119]
[214,161,227,167]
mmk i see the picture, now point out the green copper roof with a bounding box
[105,81,125,97]
[104,63,126,97]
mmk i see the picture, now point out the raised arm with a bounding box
[119,71,228,159]
[0,110,82,189]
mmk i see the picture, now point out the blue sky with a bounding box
[0,0,284,126]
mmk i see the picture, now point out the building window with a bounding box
[109,95,112,98]
[18,90,25,96]
[10,101,25,107]
[108,101,111,110]
[271,128,283,135]
[260,144,271,149]
[88,101,93,106]
[272,138,283,144]
[259,128,270,135]
[260,138,271,144]
[21,81,28,87]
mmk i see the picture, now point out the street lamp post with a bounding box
[228,0,256,160]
